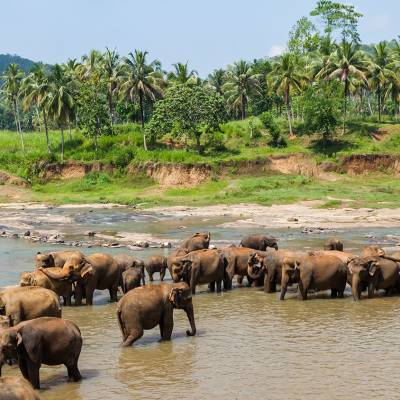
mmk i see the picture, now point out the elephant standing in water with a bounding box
[179,232,211,252]
[35,251,84,268]
[0,317,82,389]
[121,269,143,293]
[0,286,61,326]
[323,238,344,251]
[114,253,145,285]
[117,282,196,346]
[145,255,168,281]
[0,376,40,400]
[40,253,121,305]
[240,235,278,251]
[280,254,347,300]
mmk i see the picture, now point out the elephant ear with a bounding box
[369,262,380,276]
[182,259,192,271]
[16,333,23,347]
[80,262,94,278]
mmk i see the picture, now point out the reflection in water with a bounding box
[1,212,400,399]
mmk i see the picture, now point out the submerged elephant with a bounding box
[121,269,143,293]
[0,376,40,400]
[145,255,168,281]
[39,253,121,305]
[323,238,344,251]
[240,235,278,251]
[280,254,347,300]
[117,282,196,346]
[171,249,226,294]
[179,232,210,252]
[35,251,83,268]
[0,286,61,326]
[20,269,73,306]
[0,317,82,389]
[114,253,145,285]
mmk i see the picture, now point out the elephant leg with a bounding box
[149,273,154,282]
[216,280,222,293]
[331,289,338,298]
[160,269,165,282]
[66,364,82,382]
[209,281,216,293]
[74,284,83,306]
[223,277,232,291]
[298,281,308,300]
[109,286,118,303]
[85,286,95,306]
[246,276,253,287]
[122,328,144,347]
[27,361,41,390]
[9,312,21,327]
[18,357,29,380]
[237,276,243,286]
[160,312,173,341]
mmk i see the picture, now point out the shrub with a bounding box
[259,111,287,147]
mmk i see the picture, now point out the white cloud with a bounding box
[268,45,285,58]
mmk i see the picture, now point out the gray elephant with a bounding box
[0,317,82,389]
[0,376,40,400]
[179,232,210,252]
[39,253,121,305]
[323,238,344,251]
[240,235,278,251]
[114,253,145,285]
[145,255,168,281]
[117,282,196,346]
[35,250,83,268]
[280,254,347,300]
[0,286,61,326]
[170,249,225,294]
[121,269,143,293]
[20,269,73,306]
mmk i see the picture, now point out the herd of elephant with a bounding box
[1,231,400,398]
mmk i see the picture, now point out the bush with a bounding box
[259,111,287,147]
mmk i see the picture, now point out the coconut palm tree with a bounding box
[1,64,25,150]
[207,69,226,95]
[269,54,304,135]
[317,41,367,134]
[120,50,164,150]
[21,64,52,152]
[222,60,261,120]
[167,62,198,85]
[46,64,76,162]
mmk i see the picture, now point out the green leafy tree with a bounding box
[146,85,227,153]
[206,69,226,95]
[288,17,320,54]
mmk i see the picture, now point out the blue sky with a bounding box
[1,0,399,76]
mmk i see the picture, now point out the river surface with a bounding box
[1,207,400,399]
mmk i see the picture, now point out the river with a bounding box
[0,206,400,399]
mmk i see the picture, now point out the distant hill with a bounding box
[0,54,45,74]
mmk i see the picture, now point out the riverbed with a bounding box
[1,206,400,399]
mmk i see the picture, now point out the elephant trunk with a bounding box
[368,281,375,299]
[280,274,289,301]
[184,303,196,337]
[40,267,70,281]
[351,274,361,301]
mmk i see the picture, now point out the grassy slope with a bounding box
[1,119,400,208]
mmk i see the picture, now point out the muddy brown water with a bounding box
[1,208,400,399]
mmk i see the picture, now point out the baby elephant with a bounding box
[0,317,82,389]
[0,376,40,400]
[117,282,196,346]
[145,255,168,281]
[121,268,143,293]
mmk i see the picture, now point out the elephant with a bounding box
[167,248,192,277]
[0,286,61,326]
[347,256,400,299]
[117,282,196,346]
[121,269,143,293]
[170,249,226,294]
[35,250,83,268]
[362,245,386,258]
[240,235,278,251]
[145,255,168,281]
[0,317,82,389]
[39,253,121,306]
[323,238,344,251]
[114,253,145,285]
[19,268,73,306]
[0,376,40,400]
[280,254,347,300]
[179,232,210,252]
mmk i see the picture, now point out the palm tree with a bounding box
[168,62,198,85]
[222,60,261,120]
[46,65,76,162]
[207,69,226,95]
[317,41,367,134]
[270,54,303,135]
[1,64,25,150]
[21,64,52,153]
[120,50,164,150]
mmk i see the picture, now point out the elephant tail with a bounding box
[117,307,128,341]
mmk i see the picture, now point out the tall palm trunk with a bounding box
[36,107,42,132]
[60,127,65,163]
[240,93,246,120]
[342,80,349,136]
[285,86,293,136]
[43,110,51,154]
[377,84,382,122]
[108,88,114,131]
[139,91,147,151]
[13,99,24,152]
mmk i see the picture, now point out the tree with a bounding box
[310,0,363,43]
[46,64,76,162]
[317,41,367,134]
[168,62,198,85]
[21,64,52,152]
[288,17,320,55]
[270,53,304,135]
[206,69,226,95]
[146,85,227,153]
[1,64,25,150]
[222,60,261,119]
[120,50,164,150]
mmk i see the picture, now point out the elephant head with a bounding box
[171,259,192,283]
[264,237,278,251]
[280,257,301,300]
[347,257,380,300]
[19,272,34,287]
[362,246,385,258]
[168,283,196,336]
[247,253,265,280]
[35,252,55,268]
[0,316,10,330]
[0,329,20,376]
[38,254,93,282]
